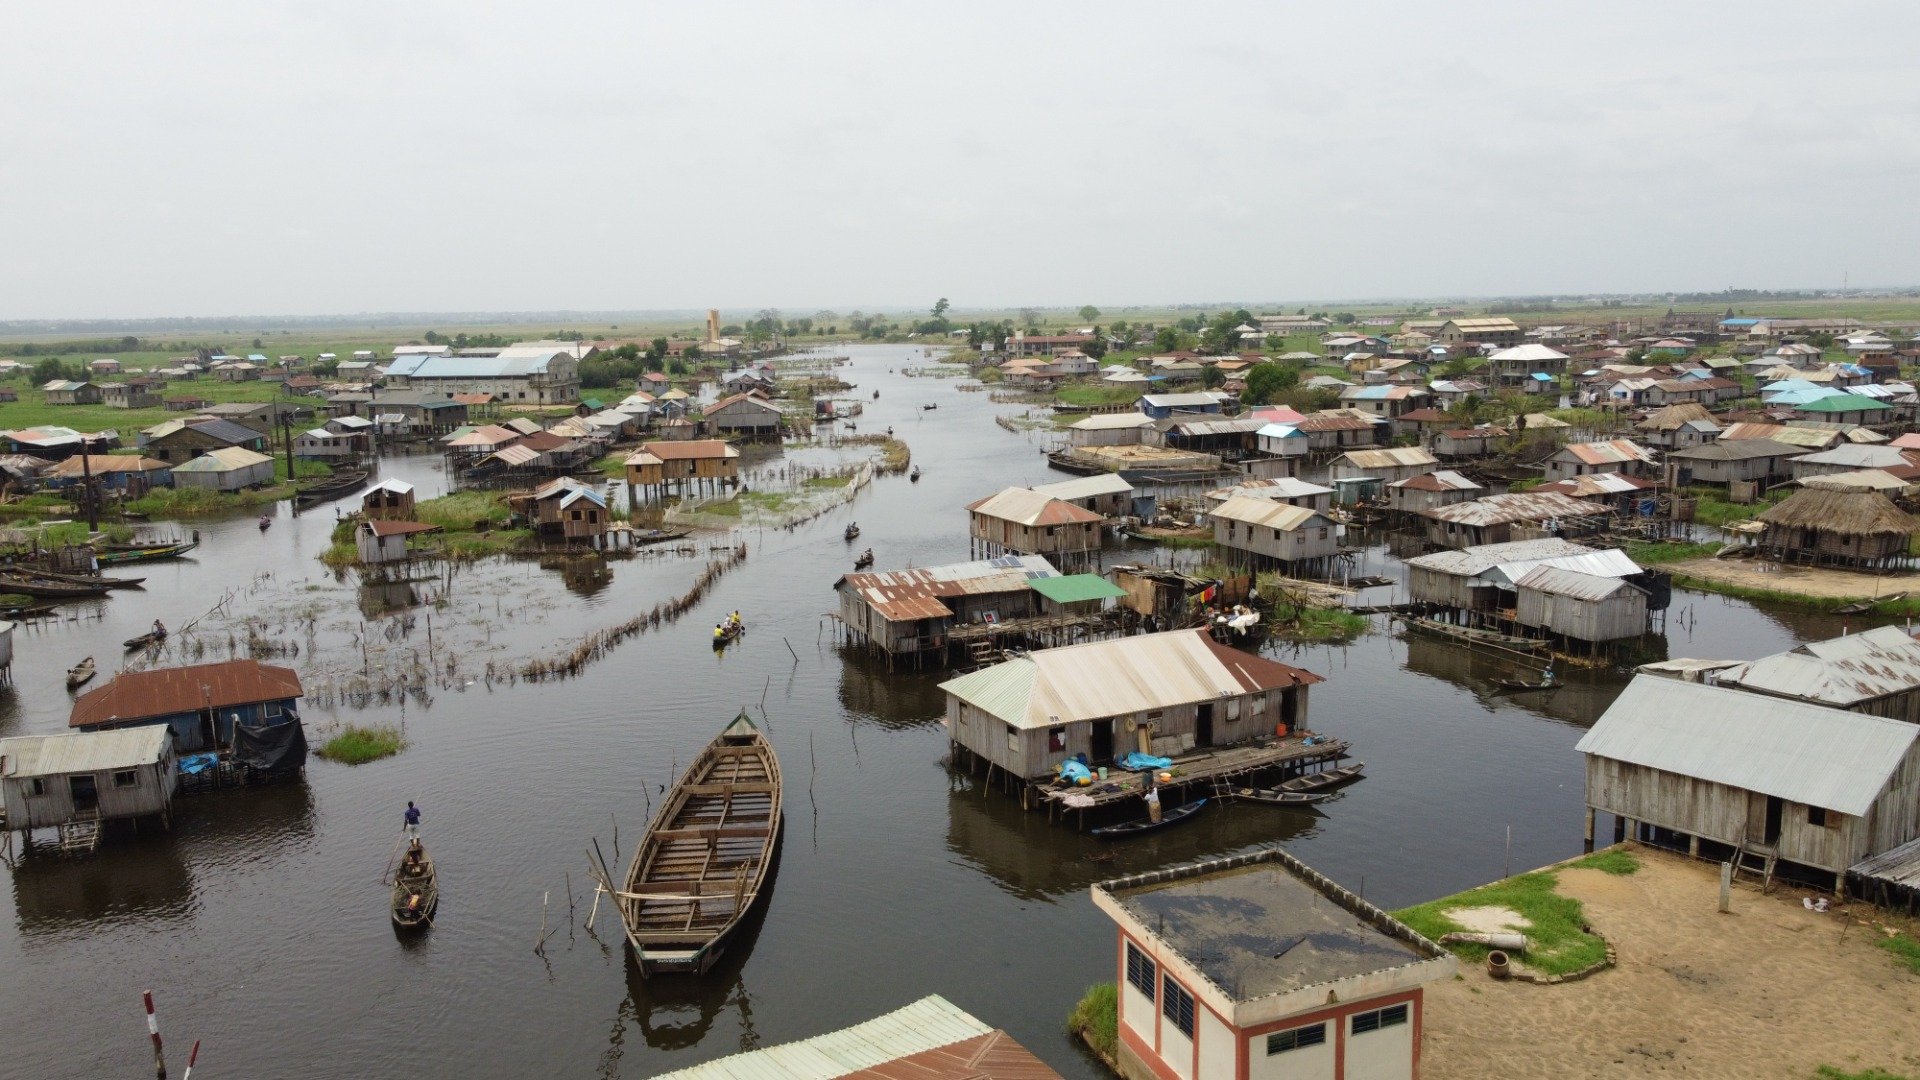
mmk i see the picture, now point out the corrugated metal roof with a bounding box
[1068,412,1152,430]
[651,995,997,1080]
[1513,564,1638,600]
[1029,474,1133,501]
[1027,574,1127,604]
[940,628,1322,730]
[1576,676,1918,816]
[70,659,303,728]
[1802,469,1911,492]
[1717,625,1920,706]
[1209,496,1325,530]
[1533,473,1657,497]
[640,440,739,461]
[1487,344,1567,361]
[1333,447,1439,469]
[1140,393,1221,408]
[966,488,1104,527]
[1491,548,1642,587]
[383,347,567,380]
[838,555,1058,623]
[1165,417,1268,436]
[1406,538,1598,577]
[1421,490,1598,527]
[0,727,171,778]
[1390,470,1482,493]
[1668,438,1804,462]
[172,447,273,472]
[1557,440,1656,466]
[1206,477,1334,502]
[487,444,543,467]
[1793,444,1911,468]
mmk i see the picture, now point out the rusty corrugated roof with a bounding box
[71,660,303,729]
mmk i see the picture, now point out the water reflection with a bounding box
[942,781,1323,902]
[358,580,422,619]
[834,647,947,728]
[617,856,775,1056]
[1399,633,1643,730]
[13,831,194,935]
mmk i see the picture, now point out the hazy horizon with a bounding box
[6,1,1917,320]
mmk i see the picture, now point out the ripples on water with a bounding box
[0,344,1877,1078]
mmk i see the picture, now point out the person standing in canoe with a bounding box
[404,800,421,838]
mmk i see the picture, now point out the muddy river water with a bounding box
[0,344,1874,1078]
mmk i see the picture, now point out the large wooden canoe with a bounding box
[391,839,439,930]
[95,541,198,565]
[620,712,782,976]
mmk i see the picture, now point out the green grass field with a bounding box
[1394,849,1638,977]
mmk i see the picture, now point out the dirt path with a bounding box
[1669,557,1920,601]
[1423,845,1920,1079]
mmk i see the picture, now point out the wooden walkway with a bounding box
[1026,735,1352,824]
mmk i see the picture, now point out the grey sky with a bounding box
[5,1,1917,319]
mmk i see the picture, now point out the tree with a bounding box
[1200,364,1226,390]
[1082,336,1107,360]
[933,298,950,320]
[1110,320,1130,341]
[424,330,442,345]
[1153,326,1182,352]
[31,357,69,384]
[1079,305,1100,324]
[1242,363,1297,405]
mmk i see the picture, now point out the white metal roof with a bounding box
[1209,496,1326,530]
[1029,473,1133,501]
[0,727,171,778]
[1068,412,1152,430]
[1512,564,1640,601]
[1206,477,1334,502]
[1333,447,1439,470]
[1716,626,1920,706]
[1576,676,1918,816]
[1406,538,1599,578]
[650,995,992,1080]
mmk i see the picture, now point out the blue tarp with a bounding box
[1118,752,1173,772]
[1057,760,1093,783]
[179,753,219,776]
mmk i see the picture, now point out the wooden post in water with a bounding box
[143,990,167,1079]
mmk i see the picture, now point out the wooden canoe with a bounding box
[30,568,145,590]
[95,541,198,565]
[391,839,439,930]
[0,574,112,599]
[295,468,371,509]
[711,623,744,648]
[1234,785,1333,806]
[66,657,96,690]
[620,712,782,976]
[1237,763,1366,804]
[124,630,168,651]
[1090,797,1207,838]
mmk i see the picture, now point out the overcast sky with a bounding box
[4,1,1917,319]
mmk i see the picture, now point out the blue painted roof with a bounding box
[1720,318,1763,326]
[1529,373,1555,382]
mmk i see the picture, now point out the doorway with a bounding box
[1195,704,1214,748]
[69,775,99,814]
[1090,720,1114,764]
[1764,795,1783,846]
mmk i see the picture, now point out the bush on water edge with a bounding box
[316,725,406,765]
[1066,983,1118,1062]
[125,483,297,518]
[1393,850,1640,977]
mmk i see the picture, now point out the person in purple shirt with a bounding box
[403,801,421,838]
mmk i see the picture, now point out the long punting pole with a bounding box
[143,990,167,1079]
[182,1041,200,1080]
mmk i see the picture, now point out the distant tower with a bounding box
[707,309,721,343]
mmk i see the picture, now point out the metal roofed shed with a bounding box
[648,995,1061,1080]
[1577,676,1920,880]
[1092,846,1453,1080]
[1,727,178,841]
[1026,573,1126,608]
[1713,625,1920,720]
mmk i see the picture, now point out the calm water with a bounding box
[0,345,1876,1079]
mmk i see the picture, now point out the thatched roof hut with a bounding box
[1756,488,1920,569]
[1637,402,1714,432]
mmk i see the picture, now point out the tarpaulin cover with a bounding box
[1057,760,1092,783]
[232,720,307,773]
[178,753,219,776]
[1118,752,1172,772]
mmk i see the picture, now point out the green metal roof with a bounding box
[1027,574,1126,604]
[938,658,1037,726]
[1797,394,1889,413]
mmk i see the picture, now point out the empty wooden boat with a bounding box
[66,657,96,690]
[621,713,782,976]
[391,838,438,930]
[0,574,112,599]
[1236,763,1366,804]
[29,568,145,590]
[95,541,198,565]
[1090,797,1207,838]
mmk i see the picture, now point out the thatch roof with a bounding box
[1637,402,1714,432]
[1756,488,1920,537]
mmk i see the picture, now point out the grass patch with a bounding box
[804,474,852,489]
[275,457,333,482]
[123,483,297,518]
[1679,485,1790,527]
[1056,383,1145,407]
[315,724,406,765]
[1816,1069,1918,1080]
[1270,603,1369,642]
[1394,853,1633,977]
[1622,540,1721,565]
[415,490,512,531]
[591,454,628,477]
[1570,848,1641,875]
[1877,933,1920,975]
[1066,983,1118,1062]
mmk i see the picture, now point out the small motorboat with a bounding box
[853,549,875,571]
[66,657,96,691]
[1237,764,1366,805]
[844,523,861,542]
[1090,797,1207,839]
[123,628,168,651]
[391,838,438,931]
[909,466,921,483]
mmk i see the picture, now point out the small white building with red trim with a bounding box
[1093,847,1455,1080]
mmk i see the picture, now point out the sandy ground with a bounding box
[1423,845,1920,1080]
[1670,557,1920,601]
[1448,906,1531,935]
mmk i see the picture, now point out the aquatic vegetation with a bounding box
[315,724,407,765]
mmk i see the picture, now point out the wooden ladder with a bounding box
[1731,837,1779,894]
[58,815,101,855]
[966,640,1001,668]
